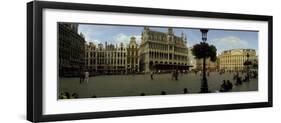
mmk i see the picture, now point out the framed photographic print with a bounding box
[27,1,273,122]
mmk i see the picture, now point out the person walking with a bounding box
[85,71,89,83]
[175,70,179,80]
[150,71,154,80]
[172,71,175,80]
[79,70,84,84]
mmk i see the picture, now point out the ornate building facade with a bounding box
[139,27,190,73]
[58,23,85,77]
[85,42,127,75]
[127,36,140,73]
[218,49,257,71]
[196,58,218,71]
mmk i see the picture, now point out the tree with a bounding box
[252,63,258,69]
[243,60,252,66]
[191,42,217,62]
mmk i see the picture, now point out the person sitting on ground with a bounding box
[140,93,145,96]
[183,88,188,94]
[59,92,67,99]
[72,93,79,99]
[243,75,250,82]
[253,71,258,79]
[220,80,227,92]
[236,76,242,85]
[65,92,70,99]
[226,80,233,90]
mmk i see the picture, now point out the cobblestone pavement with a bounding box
[59,72,258,99]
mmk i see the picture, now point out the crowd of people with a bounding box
[150,70,183,81]
[219,70,258,92]
[60,68,258,99]
[219,80,233,92]
[59,88,190,99]
[59,92,79,99]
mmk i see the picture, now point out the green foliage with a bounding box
[252,63,258,69]
[208,45,217,62]
[243,60,252,66]
[192,42,217,62]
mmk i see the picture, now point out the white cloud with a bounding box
[211,36,249,53]
[114,33,130,45]
[113,33,141,46]
[78,25,104,38]
[78,25,105,44]
[88,39,101,45]
[135,35,142,44]
[79,30,101,44]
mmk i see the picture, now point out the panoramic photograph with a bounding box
[58,23,259,99]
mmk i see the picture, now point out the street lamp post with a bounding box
[200,29,209,93]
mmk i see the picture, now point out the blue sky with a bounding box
[78,24,258,54]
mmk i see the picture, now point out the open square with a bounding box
[59,72,258,98]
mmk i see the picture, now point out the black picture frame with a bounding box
[27,1,273,122]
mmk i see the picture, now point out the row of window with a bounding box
[220,57,256,63]
[220,64,249,66]
[86,46,127,51]
[86,52,127,58]
[145,34,185,44]
[147,43,187,53]
[148,51,188,61]
[86,58,138,65]
[86,59,126,65]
